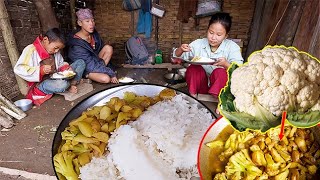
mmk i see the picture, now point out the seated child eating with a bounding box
[14,28,86,106]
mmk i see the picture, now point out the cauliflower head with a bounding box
[230,46,320,116]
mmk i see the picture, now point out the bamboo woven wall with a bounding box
[0,0,41,99]
[0,26,20,99]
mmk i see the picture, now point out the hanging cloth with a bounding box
[137,0,152,38]
[177,0,198,23]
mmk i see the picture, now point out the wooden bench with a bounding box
[122,63,183,71]
[196,94,219,103]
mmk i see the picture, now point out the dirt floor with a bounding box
[0,68,218,180]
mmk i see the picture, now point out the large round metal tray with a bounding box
[52,83,217,178]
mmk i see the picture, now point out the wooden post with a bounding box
[293,0,319,57]
[274,0,305,46]
[309,16,320,58]
[34,0,59,32]
[155,0,159,49]
[179,21,183,45]
[70,0,77,30]
[0,1,28,95]
[131,11,135,36]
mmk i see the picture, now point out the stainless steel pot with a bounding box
[163,72,185,84]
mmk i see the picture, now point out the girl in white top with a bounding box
[174,12,243,98]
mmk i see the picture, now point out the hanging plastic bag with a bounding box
[122,0,141,11]
[196,0,222,17]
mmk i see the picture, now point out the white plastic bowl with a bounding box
[14,99,33,111]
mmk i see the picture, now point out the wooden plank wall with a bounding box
[246,0,319,59]
[292,0,320,58]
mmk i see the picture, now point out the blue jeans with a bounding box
[38,60,86,94]
[70,59,86,82]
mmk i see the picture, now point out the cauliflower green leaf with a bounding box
[287,110,320,127]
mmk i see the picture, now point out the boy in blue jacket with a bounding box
[68,8,118,84]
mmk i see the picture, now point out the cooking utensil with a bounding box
[14,99,33,111]
[163,72,185,85]
[177,68,187,78]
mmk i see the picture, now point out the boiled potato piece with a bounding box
[82,117,95,124]
[89,144,103,157]
[101,123,109,133]
[78,152,91,166]
[99,142,107,155]
[114,100,125,112]
[106,112,119,122]
[140,98,151,108]
[116,112,132,129]
[131,108,143,118]
[92,132,109,143]
[99,106,111,120]
[69,114,87,126]
[92,141,101,146]
[78,121,94,137]
[108,97,120,106]
[109,121,116,132]
[159,88,176,100]
[121,105,133,112]
[85,106,102,117]
[123,92,136,103]
[73,134,99,144]
[90,119,101,132]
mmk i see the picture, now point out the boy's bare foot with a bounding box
[68,85,78,94]
[70,80,77,86]
[80,78,92,84]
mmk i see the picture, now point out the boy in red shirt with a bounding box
[14,28,85,106]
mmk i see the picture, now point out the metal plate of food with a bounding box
[51,70,76,80]
[198,117,320,180]
[183,56,217,65]
[118,77,135,84]
[52,84,217,180]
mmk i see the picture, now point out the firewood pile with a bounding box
[0,93,27,129]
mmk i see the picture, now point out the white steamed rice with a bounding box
[79,94,214,180]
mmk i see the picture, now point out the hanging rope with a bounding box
[265,0,291,46]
